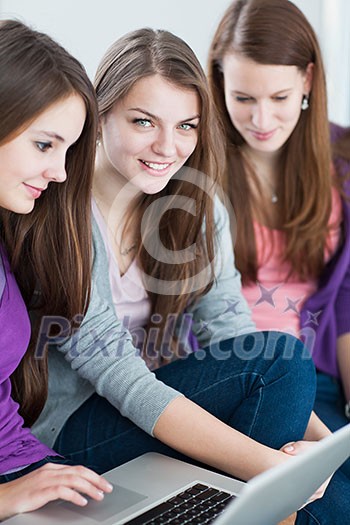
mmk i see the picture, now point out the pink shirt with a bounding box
[242,189,342,337]
[92,200,151,339]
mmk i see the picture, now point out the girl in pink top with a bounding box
[208,0,350,482]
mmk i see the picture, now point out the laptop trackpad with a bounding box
[60,484,147,522]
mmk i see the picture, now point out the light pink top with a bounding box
[92,200,151,337]
[242,189,342,337]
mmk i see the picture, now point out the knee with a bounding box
[207,331,316,393]
[226,330,313,370]
[262,330,316,389]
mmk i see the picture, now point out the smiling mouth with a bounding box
[140,160,172,170]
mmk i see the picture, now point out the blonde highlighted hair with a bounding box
[95,28,226,360]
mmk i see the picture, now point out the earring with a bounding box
[301,95,309,110]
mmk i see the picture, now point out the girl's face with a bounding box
[222,53,313,159]
[98,74,200,194]
[0,94,86,214]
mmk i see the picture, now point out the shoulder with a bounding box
[330,121,350,144]
[330,122,350,186]
[90,216,116,306]
[212,193,232,231]
[92,216,108,265]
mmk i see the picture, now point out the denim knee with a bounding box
[266,330,315,373]
[257,331,316,389]
[206,331,316,405]
[216,331,315,384]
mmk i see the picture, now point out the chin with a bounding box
[15,201,36,214]
[141,181,169,195]
[253,141,283,153]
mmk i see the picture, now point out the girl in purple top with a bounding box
[0,20,112,520]
[208,0,350,480]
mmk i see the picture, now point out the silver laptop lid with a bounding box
[214,423,350,525]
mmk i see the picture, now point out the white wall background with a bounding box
[1,0,349,125]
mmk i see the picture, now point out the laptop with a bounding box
[5,424,350,525]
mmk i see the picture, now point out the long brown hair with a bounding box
[94,28,225,361]
[208,0,333,284]
[0,20,98,425]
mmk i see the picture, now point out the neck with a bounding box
[93,169,139,261]
[242,146,281,208]
[243,145,280,179]
[93,151,141,226]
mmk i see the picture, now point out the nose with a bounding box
[43,156,67,184]
[152,128,176,158]
[251,101,271,130]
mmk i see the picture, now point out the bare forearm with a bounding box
[337,333,350,401]
[303,411,331,441]
[153,396,287,481]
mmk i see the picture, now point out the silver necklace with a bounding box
[258,173,278,204]
[242,151,278,204]
[93,196,137,256]
[120,243,137,256]
[260,174,278,203]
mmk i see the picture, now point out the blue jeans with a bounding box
[53,332,349,524]
[313,371,350,479]
[54,332,314,468]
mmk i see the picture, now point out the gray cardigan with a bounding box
[32,197,255,446]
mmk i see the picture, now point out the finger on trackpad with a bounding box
[60,484,147,522]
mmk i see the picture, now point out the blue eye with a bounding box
[134,118,152,128]
[36,141,52,152]
[178,123,197,131]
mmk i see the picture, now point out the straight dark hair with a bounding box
[0,20,98,425]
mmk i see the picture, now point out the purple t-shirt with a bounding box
[0,244,56,474]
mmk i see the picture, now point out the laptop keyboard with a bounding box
[125,482,236,524]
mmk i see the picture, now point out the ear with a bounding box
[303,62,314,94]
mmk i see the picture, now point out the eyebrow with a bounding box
[232,88,293,97]
[128,107,201,123]
[34,130,65,142]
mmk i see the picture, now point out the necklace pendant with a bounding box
[120,243,137,256]
[271,194,278,204]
